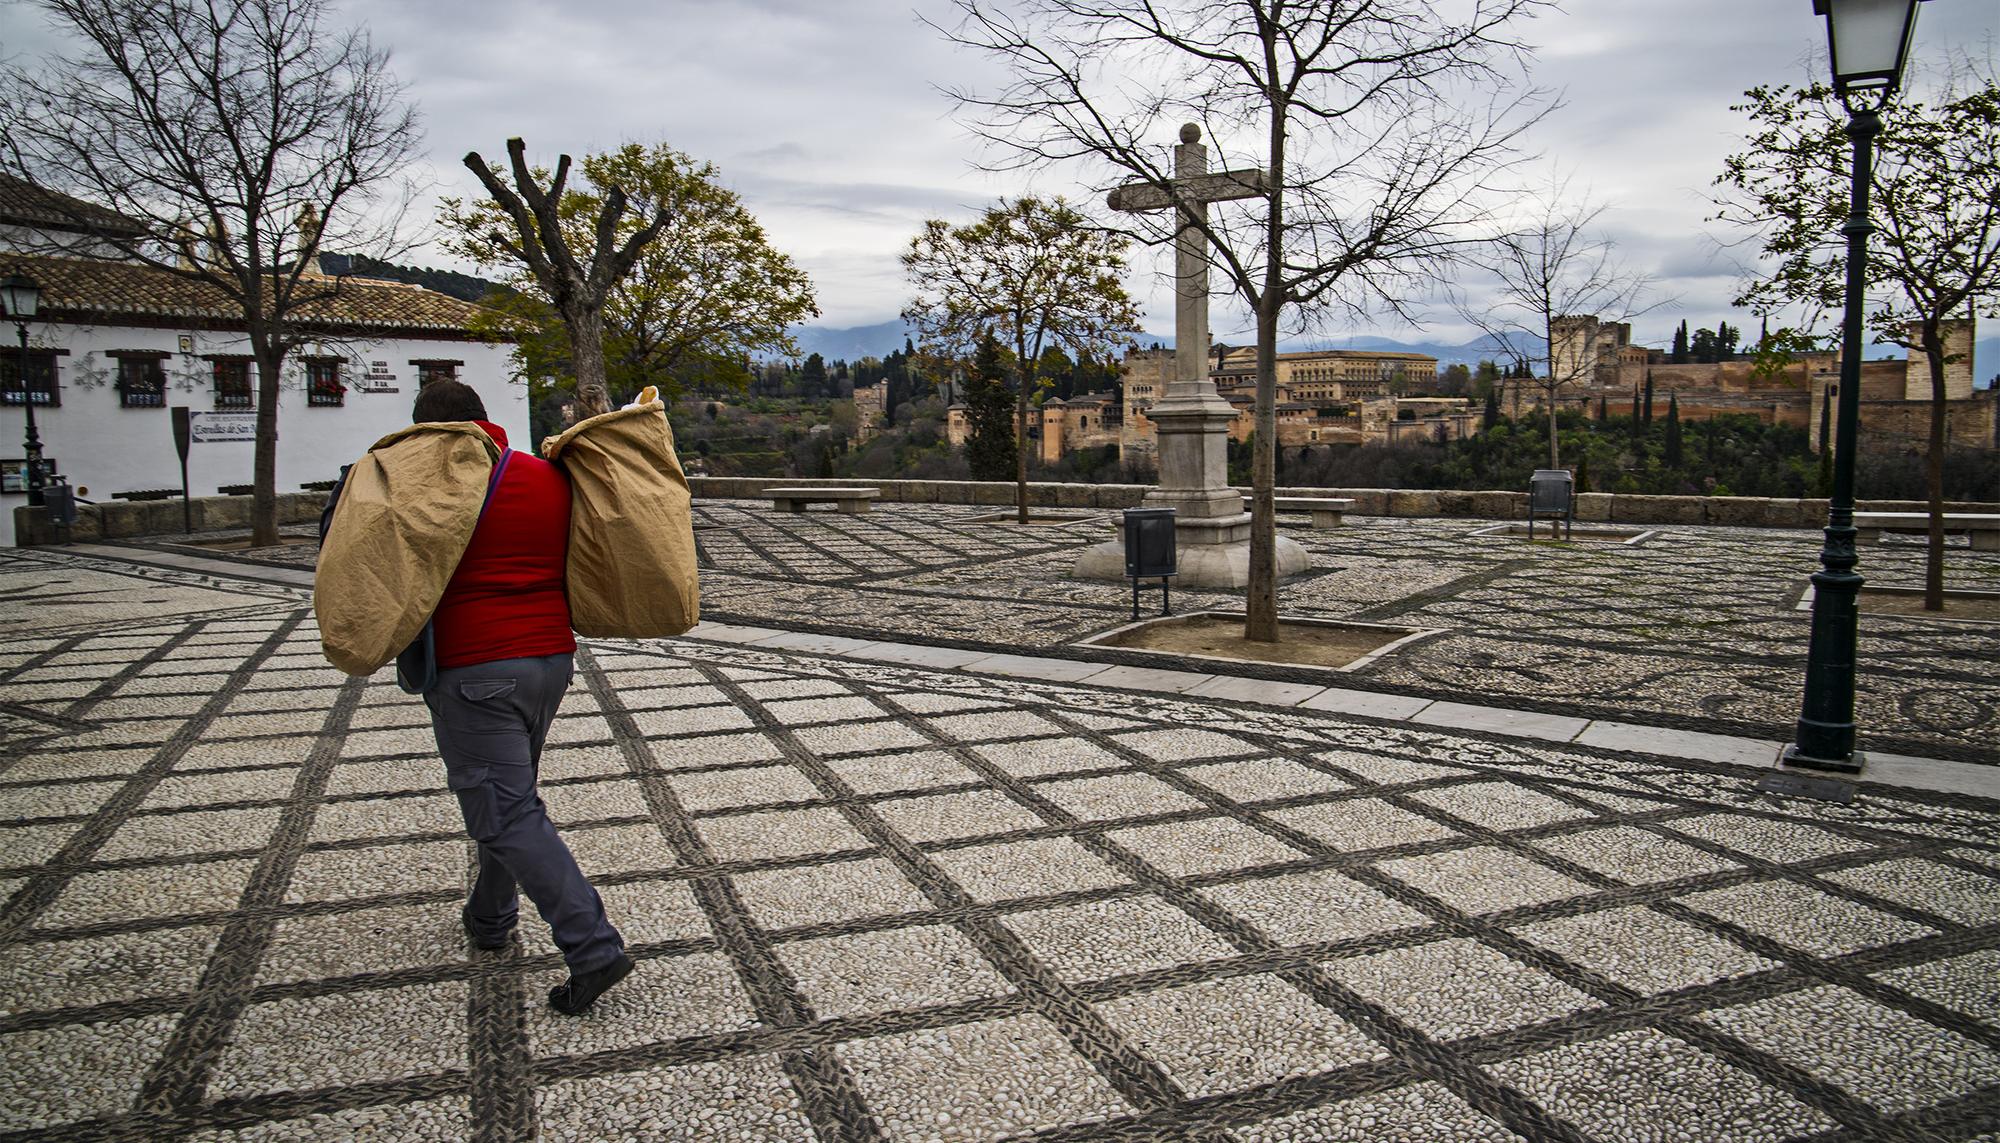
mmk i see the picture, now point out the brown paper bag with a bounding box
[541,397,700,638]
[314,422,498,675]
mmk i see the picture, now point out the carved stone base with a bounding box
[1071,531,1310,590]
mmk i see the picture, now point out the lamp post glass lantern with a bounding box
[0,273,45,508]
[1784,0,1923,774]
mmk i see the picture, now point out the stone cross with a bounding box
[1074,123,1305,588]
[1108,123,1266,406]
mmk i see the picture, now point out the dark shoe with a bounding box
[462,909,512,952]
[548,952,634,1016]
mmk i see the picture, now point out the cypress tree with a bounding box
[965,334,1019,482]
[1642,372,1655,424]
[1663,393,1683,468]
[1671,320,1689,364]
[1482,384,1500,429]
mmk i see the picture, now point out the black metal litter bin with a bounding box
[1528,468,1574,540]
[1122,507,1177,619]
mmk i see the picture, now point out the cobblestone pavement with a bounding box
[115,502,2000,764]
[1,548,1997,1141]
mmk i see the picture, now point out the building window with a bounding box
[115,354,168,408]
[306,359,344,407]
[213,359,253,409]
[0,350,60,408]
[412,360,461,387]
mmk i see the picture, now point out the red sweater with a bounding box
[433,422,578,669]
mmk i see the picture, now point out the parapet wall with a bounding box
[13,491,329,547]
[12,480,1993,547]
[688,477,1995,530]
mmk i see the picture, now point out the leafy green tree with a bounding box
[801,353,829,399]
[445,141,818,409]
[964,334,1019,481]
[1715,62,2000,609]
[902,196,1138,521]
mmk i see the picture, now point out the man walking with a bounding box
[412,379,632,1015]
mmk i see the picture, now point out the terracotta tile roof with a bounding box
[0,252,509,337]
[0,174,149,237]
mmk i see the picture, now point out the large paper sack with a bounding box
[542,398,700,638]
[314,423,498,675]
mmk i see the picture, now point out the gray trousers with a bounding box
[424,653,624,973]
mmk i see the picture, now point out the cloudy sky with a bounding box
[5,0,1995,350]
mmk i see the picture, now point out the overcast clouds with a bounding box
[4,0,1995,350]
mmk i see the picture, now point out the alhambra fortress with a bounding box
[917,315,1995,463]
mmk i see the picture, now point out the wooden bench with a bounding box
[766,487,881,515]
[1854,511,2000,551]
[1242,494,1354,528]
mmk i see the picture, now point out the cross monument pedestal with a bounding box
[1073,123,1309,589]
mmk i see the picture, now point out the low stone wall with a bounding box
[14,491,330,546]
[690,476,1995,530]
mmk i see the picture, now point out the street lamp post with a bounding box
[1784,0,1925,774]
[0,273,44,508]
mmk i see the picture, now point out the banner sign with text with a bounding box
[188,411,260,443]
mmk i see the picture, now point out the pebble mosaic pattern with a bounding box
[0,551,1996,1140]
[699,504,2000,762]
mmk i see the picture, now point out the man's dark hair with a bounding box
[412,379,488,423]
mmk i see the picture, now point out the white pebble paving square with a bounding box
[1665,814,1870,865]
[870,790,1046,843]
[928,837,1127,902]
[1526,825,1739,884]
[1676,880,1937,958]
[284,838,464,903]
[39,859,258,927]
[97,806,283,860]
[1819,857,2000,926]
[697,807,873,863]
[1403,782,1594,832]
[667,764,823,812]
[1322,938,1599,1040]
[1375,847,1593,914]
[1875,949,2000,1023]
[1030,773,1204,822]
[1261,797,1458,851]
[211,982,467,1096]
[1199,869,1431,946]
[0,1013,181,1130]
[779,924,1013,1017]
[1235,1079,1525,1142]
[535,1056,813,1142]
[0,924,222,1017]
[1699,985,2000,1112]
[836,1014,1132,1140]
[730,857,932,930]
[526,952,760,1058]
[1096,973,1386,1096]
[1103,817,1305,878]
[1177,758,1349,803]
[1508,905,1779,994]
[1487,1028,1835,1141]
[821,750,981,795]
[1000,895,1236,981]
[971,737,1128,777]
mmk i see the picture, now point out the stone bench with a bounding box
[1243,494,1354,528]
[766,487,881,515]
[1854,511,2000,551]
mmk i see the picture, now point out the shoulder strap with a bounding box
[475,448,512,527]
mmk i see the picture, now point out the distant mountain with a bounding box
[318,253,509,305]
[784,320,917,363]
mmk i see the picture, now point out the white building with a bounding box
[1,180,522,546]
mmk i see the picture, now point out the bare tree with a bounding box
[461,140,672,420]
[1457,174,1661,468]
[943,0,1550,641]
[1,0,421,545]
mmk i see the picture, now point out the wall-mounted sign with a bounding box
[2,458,57,493]
[189,411,260,442]
[354,360,399,393]
[177,335,194,353]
